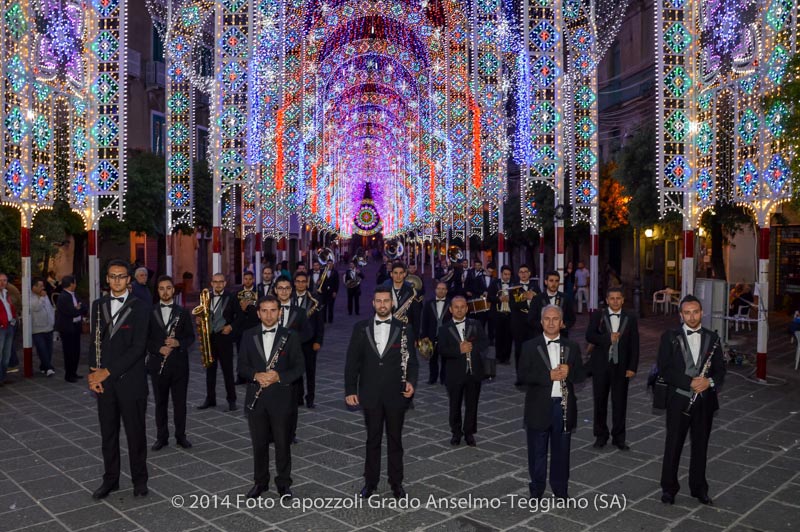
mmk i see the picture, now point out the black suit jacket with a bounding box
[256,281,275,298]
[321,267,339,296]
[344,318,419,409]
[344,270,365,294]
[585,309,640,375]
[209,291,240,339]
[529,291,576,337]
[279,303,314,344]
[292,293,324,345]
[383,281,422,334]
[420,298,452,340]
[510,282,537,342]
[146,303,195,375]
[657,327,725,412]
[469,271,493,299]
[89,295,150,398]
[55,290,86,332]
[437,318,489,383]
[518,335,586,431]
[238,325,305,412]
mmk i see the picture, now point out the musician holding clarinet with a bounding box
[518,304,585,500]
[238,295,304,499]
[658,295,725,506]
[147,275,195,451]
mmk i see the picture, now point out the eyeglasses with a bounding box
[108,274,129,281]
[276,286,292,290]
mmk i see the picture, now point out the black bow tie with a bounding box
[262,328,276,334]
[610,313,620,318]
[436,299,446,303]
[160,303,171,308]
[111,297,124,303]
[282,305,290,309]
[686,329,700,336]
[375,319,391,325]
[547,339,560,345]
[454,320,465,325]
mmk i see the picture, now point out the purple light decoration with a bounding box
[33,0,84,88]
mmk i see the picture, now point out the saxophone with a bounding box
[305,293,320,318]
[192,289,214,368]
[393,287,420,325]
[560,345,569,433]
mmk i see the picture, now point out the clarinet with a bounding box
[94,307,102,369]
[247,333,289,411]
[683,338,719,416]
[159,311,180,376]
[560,345,569,433]
[400,326,410,383]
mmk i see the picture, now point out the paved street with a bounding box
[1,265,799,532]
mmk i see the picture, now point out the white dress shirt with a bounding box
[454,319,466,340]
[262,325,277,363]
[110,291,129,325]
[374,317,391,355]
[281,305,291,327]
[683,324,702,365]
[435,299,446,319]
[545,334,563,398]
[160,300,174,327]
[608,311,621,333]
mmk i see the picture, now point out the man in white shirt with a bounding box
[30,277,56,376]
[0,272,19,384]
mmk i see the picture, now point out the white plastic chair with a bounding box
[734,305,752,332]
[652,290,667,314]
[794,331,800,371]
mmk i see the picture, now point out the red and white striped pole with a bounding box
[21,219,32,378]
[756,227,770,381]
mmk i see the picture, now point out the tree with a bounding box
[599,162,630,232]
[612,126,659,230]
[0,207,20,275]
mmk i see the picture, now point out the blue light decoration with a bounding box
[4,160,27,197]
[34,0,85,89]
[696,168,714,203]
[91,160,118,191]
[765,154,789,195]
[31,165,52,200]
[665,155,691,188]
[737,159,758,197]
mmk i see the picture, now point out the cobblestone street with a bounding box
[1,268,799,531]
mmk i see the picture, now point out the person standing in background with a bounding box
[574,262,590,314]
[55,275,87,383]
[0,273,19,384]
[131,267,152,304]
[30,277,56,377]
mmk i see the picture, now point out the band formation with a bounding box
[80,252,725,508]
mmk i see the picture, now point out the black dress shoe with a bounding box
[695,494,713,505]
[176,437,193,449]
[65,376,78,383]
[306,401,315,409]
[465,435,476,447]
[661,492,675,505]
[151,440,168,451]
[278,486,293,499]
[196,400,216,410]
[228,401,237,412]
[391,485,407,499]
[593,439,607,448]
[450,436,461,446]
[359,485,376,498]
[614,442,630,451]
[92,481,119,499]
[133,486,148,497]
[246,484,268,499]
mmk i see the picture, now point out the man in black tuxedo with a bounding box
[147,275,196,451]
[321,259,339,324]
[238,296,305,499]
[420,282,451,384]
[87,259,150,499]
[273,277,313,442]
[511,264,538,379]
[518,304,585,499]
[383,262,422,335]
[585,287,639,450]
[438,296,489,446]
[198,273,240,412]
[234,271,261,385]
[530,270,576,338]
[345,287,418,499]
[488,266,514,364]
[292,272,323,408]
[466,260,491,336]
[54,275,87,382]
[344,261,365,315]
[257,265,276,298]
[658,296,725,506]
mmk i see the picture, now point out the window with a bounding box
[152,26,164,63]
[609,41,621,79]
[197,126,208,161]
[151,112,165,155]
